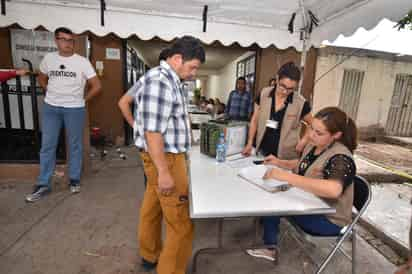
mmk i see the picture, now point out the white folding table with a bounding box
[188,147,335,273]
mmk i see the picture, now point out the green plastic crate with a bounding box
[200,120,248,157]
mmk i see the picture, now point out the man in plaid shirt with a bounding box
[225,76,253,121]
[133,36,205,274]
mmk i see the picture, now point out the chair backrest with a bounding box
[352,175,371,213]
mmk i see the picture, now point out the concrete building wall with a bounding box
[206,75,220,100]
[313,50,412,133]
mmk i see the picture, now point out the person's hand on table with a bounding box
[241,144,253,156]
[264,154,279,166]
[263,167,289,182]
[158,170,175,196]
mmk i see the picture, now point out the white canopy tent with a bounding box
[1,0,409,94]
[0,0,410,50]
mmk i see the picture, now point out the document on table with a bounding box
[238,165,290,193]
[226,153,262,169]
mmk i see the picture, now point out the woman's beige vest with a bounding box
[256,87,306,160]
[299,142,354,227]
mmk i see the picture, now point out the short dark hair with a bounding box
[168,36,206,63]
[158,48,171,62]
[277,62,301,82]
[54,27,73,37]
[237,77,246,82]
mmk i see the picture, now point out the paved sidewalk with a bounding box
[0,146,398,274]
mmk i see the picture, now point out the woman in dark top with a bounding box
[255,90,312,156]
[243,62,313,158]
[246,107,357,263]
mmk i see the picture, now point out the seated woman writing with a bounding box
[246,106,357,263]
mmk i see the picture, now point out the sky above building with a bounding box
[323,18,412,56]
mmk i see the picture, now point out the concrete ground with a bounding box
[0,146,398,274]
[362,183,412,259]
[357,140,412,177]
[354,139,412,259]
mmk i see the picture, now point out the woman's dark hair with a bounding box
[168,36,206,63]
[277,62,301,82]
[208,98,215,105]
[217,103,225,114]
[314,107,358,152]
[54,27,73,37]
[268,77,276,85]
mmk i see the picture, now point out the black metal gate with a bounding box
[123,42,148,146]
[0,60,66,163]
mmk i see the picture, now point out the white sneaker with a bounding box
[246,248,277,262]
[70,184,80,194]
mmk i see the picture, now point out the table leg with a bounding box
[191,218,275,274]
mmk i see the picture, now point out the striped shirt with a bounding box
[225,89,252,121]
[133,61,191,153]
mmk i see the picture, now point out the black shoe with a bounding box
[25,185,51,202]
[136,258,157,273]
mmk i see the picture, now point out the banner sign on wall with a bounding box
[10,29,57,70]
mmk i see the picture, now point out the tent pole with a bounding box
[298,1,308,95]
[298,36,307,95]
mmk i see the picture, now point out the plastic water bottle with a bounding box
[216,132,226,163]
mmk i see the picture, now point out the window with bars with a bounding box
[338,69,365,120]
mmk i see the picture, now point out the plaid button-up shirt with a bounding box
[225,89,252,121]
[133,61,191,153]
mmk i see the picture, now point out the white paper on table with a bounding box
[226,153,262,169]
[238,165,290,193]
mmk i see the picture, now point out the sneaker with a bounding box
[25,185,51,202]
[246,248,278,262]
[69,181,81,194]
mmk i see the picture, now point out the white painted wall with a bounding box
[206,75,220,99]
[313,53,412,129]
[205,51,255,104]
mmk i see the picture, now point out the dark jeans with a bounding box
[263,215,342,245]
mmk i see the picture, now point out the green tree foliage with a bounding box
[395,10,412,30]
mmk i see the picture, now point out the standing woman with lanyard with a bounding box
[242,62,312,159]
[242,62,313,254]
[246,107,357,263]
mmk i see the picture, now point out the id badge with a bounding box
[266,120,278,129]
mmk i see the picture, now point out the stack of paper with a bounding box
[226,153,262,169]
[238,165,290,193]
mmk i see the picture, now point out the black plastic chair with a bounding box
[287,175,372,273]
